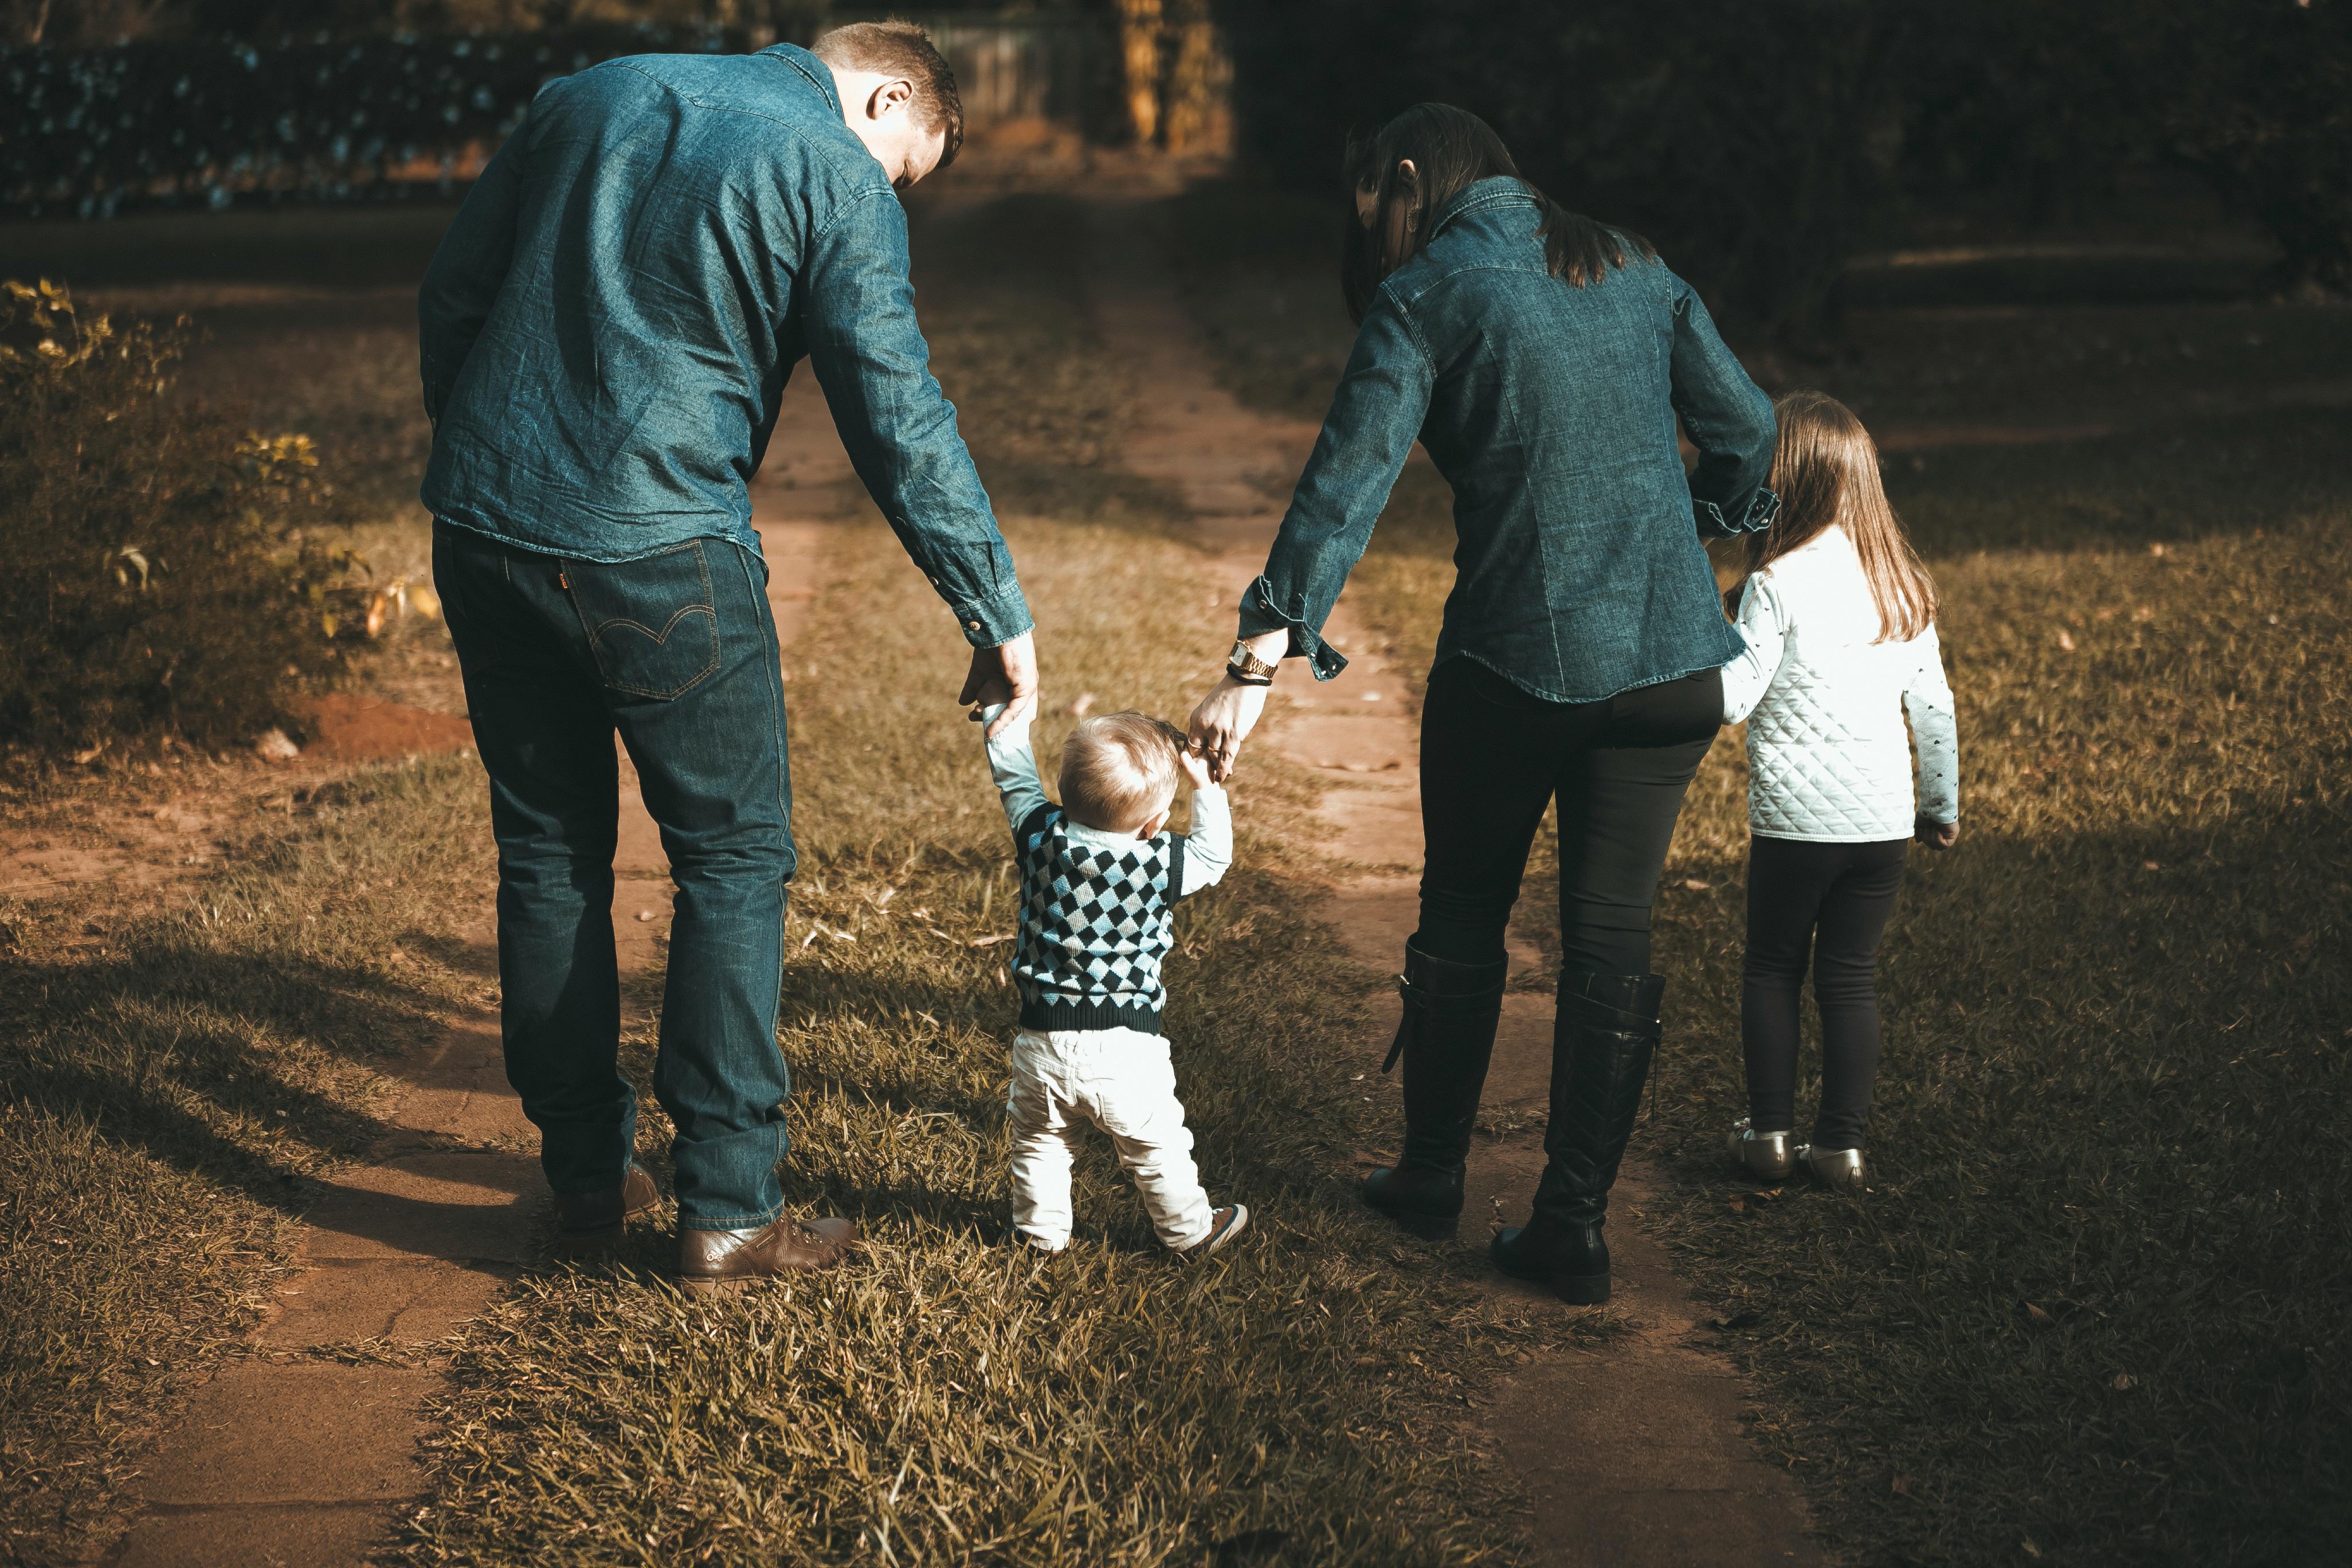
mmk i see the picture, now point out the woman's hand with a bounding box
[1187,674,1271,783]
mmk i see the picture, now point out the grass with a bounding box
[0,755,499,1563]
[1170,178,2352,1565]
[390,184,1626,1568]
[0,190,1620,1567]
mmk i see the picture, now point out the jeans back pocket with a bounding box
[564,542,722,700]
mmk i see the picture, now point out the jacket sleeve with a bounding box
[417,131,525,433]
[1719,574,1789,724]
[1668,272,1779,539]
[1173,785,1230,897]
[801,188,1031,649]
[1904,622,1960,823]
[1236,293,1435,681]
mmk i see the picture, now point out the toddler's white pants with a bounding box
[1006,1026,1214,1252]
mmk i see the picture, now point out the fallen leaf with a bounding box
[1681,877,1711,891]
[2025,1302,2052,1324]
[1727,1197,1746,1213]
[2112,1372,2136,1391]
[2022,1539,2044,1559]
[967,932,1016,948]
[1891,1475,1914,1496]
[2056,630,2076,652]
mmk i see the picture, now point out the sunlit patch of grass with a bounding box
[0,754,500,1561]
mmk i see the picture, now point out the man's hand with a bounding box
[1914,814,1959,850]
[1187,674,1271,783]
[961,629,1038,739]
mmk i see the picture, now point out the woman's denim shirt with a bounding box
[1238,178,1777,702]
[418,44,1028,649]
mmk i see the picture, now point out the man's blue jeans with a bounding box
[433,521,794,1230]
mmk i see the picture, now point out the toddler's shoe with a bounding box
[1176,1204,1249,1263]
[1726,1118,1794,1182]
[1795,1144,1866,1190]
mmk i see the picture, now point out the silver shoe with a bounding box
[1796,1144,1867,1190]
[1726,1118,1794,1181]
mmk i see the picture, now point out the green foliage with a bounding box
[0,280,363,754]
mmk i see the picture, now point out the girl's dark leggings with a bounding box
[1414,657,1721,977]
[1742,835,1908,1149]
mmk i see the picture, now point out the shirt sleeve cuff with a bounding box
[1236,575,1349,681]
[950,578,1033,649]
[1695,485,1780,539]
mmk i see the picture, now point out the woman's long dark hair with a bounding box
[1342,103,1655,324]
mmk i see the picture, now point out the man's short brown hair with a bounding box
[812,20,965,171]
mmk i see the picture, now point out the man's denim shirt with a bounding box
[418,44,1028,648]
[1240,178,1778,703]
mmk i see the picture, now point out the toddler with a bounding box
[1720,391,1960,1190]
[978,703,1250,1257]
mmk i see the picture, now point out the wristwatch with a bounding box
[1226,641,1278,685]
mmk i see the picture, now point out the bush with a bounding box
[0,280,369,755]
[0,23,752,218]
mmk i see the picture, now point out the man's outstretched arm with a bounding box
[801,186,1038,737]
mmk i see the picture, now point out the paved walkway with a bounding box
[1084,197,1825,1567]
[95,384,847,1568]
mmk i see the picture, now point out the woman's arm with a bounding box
[1237,296,1437,679]
[1189,295,1434,774]
[1719,574,1789,725]
[1668,275,1779,539]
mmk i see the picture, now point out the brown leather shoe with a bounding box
[677,1214,860,1293]
[554,1161,662,1251]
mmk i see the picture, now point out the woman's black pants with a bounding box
[1741,835,1908,1150]
[1415,658,1721,977]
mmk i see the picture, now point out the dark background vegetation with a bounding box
[1217,0,2352,332]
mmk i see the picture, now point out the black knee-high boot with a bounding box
[1359,939,1507,1239]
[1491,969,1665,1303]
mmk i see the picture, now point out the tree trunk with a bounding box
[1114,0,1163,146]
[1161,0,1230,154]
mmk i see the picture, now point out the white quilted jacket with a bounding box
[1719,526,1959,841]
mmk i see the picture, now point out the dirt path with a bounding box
[91,383,849,1568]
[1085,198,1824,1566]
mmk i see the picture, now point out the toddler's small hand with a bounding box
[1914,815,1958,850]
[1177,744,1216,793]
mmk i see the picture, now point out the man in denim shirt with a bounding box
[418,23,1036,1290]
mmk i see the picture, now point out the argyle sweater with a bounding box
[981,711,1231,1033]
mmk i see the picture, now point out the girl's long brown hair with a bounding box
[1731,391,1937,643]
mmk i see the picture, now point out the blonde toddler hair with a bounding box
[1059,712,1185,833]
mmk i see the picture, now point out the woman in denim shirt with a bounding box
[1187,104,1777,1304]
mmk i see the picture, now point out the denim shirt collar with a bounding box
[757,42,841,114]
[1425,176,1538,244]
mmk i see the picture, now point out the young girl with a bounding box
[1720,391,1959,1190]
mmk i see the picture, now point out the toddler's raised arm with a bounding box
[1175,781,1231,897]
[977,704,1048,836]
